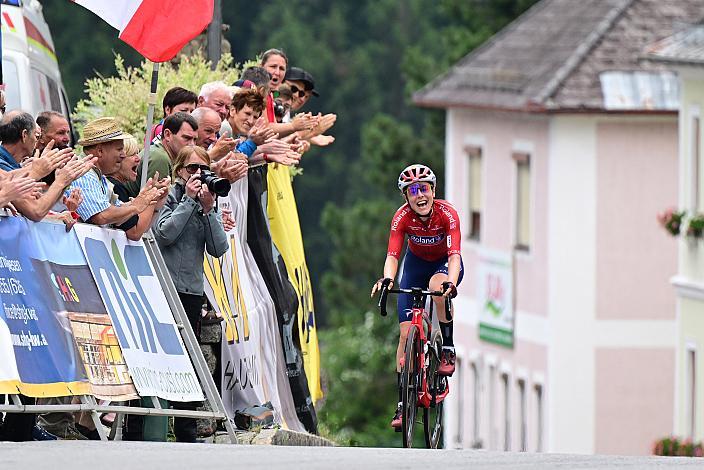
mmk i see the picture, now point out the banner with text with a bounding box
[205,177,305,432]
[0,216,89,396]
[247,166,317,433]
[75,224,202,402]
[267,163,323,402]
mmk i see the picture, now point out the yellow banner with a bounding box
[267,164,323,402]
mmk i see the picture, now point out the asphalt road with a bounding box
[1,442,703,469]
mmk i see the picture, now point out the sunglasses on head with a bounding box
[184,163,210,174]
[407,182,432,196]
[289,85,307,98]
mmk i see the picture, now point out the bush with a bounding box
[653,436,704,457]
[72,53,254,144]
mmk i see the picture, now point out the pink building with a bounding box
[414,0,702,455]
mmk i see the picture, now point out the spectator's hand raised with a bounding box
[131,182,163,213]
[62,188,83,212]
[309,134,335,147]
[298,113,336,140]
[248,118,277,145]
[28,140,75,180]
[209,134,238,161]
[0,169,41,203]
[150,173,171,210]
[212,152,247,182]
[265,150,301,166]
[55,155,96,186]
[221,208,235,232]
[291,112,319,132]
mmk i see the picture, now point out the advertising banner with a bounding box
[0,216,89,396]
[477,249,515,347]
[30,221,137,400]
[267,163,323,402]
[74,224,203,402]
[247,165,317,433]
[204,177,305,432]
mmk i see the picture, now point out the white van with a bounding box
[1,0,73,123]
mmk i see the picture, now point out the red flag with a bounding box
[73,0,214,63]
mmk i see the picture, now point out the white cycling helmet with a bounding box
[397,164,437,193]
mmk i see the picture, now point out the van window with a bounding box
[31,67,62,113]
[2,59,21,111]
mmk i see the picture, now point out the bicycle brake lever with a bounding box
[445,296,452,321]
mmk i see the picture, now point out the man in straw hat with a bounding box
[67,117,165,240]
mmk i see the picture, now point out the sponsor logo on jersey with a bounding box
[447,235,451,248]
[409,234,444,245]
[391,206,410,231]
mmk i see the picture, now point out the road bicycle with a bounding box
[378,285,452,448]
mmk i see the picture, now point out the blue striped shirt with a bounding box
[67,168,121,223]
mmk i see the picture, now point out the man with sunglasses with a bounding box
[370,163,463,430]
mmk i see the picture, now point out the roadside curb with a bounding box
[213,429,335,447]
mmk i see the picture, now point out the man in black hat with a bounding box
[284,67,336,147]
[284,67,319,112]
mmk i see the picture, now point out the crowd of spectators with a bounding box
[0,48,335,442]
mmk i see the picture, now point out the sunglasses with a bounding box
[407,182,432,196]
[184,163,210,174]
[289,85,307,98]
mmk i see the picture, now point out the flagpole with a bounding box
[140,61,160,189]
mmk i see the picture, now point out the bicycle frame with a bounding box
[379,286,451,408]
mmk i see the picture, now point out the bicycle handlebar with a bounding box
[377,286,452,321]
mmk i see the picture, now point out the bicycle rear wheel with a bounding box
[401,325,420,448]
[423,330,444,448]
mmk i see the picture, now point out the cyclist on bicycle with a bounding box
[370,163,463,430]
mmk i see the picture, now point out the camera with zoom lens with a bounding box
[198,170,231,197]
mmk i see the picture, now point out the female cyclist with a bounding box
[371,163,463,430]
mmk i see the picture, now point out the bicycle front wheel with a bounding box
[423,330,444,449]
[401,325,420,448]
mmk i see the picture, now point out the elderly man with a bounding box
[0,111,90,222]
[197,81,232,122]
[36,111,71,152]
[67,117,163,240]
[125,112,197,197]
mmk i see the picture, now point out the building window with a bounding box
[518,379,527,452]
[502,372,511,451]
[467,146,482,241]
[454,357,464,447]
[514,152,531,251]
[692,115,701,212]
[534,384,544,452]
[471,362,482,448]
[686,346,697,439]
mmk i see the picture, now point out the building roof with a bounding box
[645,23,704,66]
[414,0,704,112]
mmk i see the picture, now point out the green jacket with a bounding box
[124,141,172,198]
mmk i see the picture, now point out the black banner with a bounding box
[246,166,317,433]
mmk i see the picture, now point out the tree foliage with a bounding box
[72,54,250,143]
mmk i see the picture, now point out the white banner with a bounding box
[74,225,203,402]
[204,177,305,432]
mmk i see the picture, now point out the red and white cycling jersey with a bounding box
[387,199,461,262]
